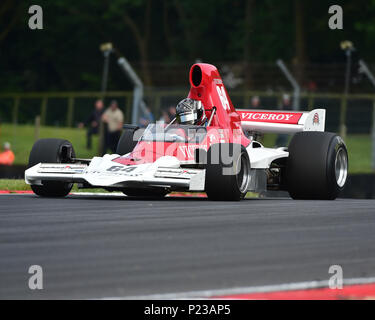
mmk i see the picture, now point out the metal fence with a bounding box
[0,89,374,171]
[0,90,374,135]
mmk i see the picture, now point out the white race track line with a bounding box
[0,192,193,197]
[99,277,375,300]
[0,192,126,196]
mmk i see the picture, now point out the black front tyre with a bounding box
[28,138,75,197]
[286,132,348,200]
[205,143,251,201]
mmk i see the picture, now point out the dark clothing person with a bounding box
[85,108,104,149]
[139,108,155,128]
[106,131,122,154]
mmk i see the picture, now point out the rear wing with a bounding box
[236,109,325,134]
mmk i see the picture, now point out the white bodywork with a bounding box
[25,108,325,193]
[25,143,287,193]
[25,155,206,191]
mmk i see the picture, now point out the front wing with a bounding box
[25,155,206,192]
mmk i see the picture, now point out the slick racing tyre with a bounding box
[286,132,348,200]
[28,138,75,197]
[205,143,251,201]
[116,126,140,155]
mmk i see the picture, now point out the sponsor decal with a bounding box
[179,145,207,158]
[313,112,320,125]
[238,111,302,124]
[38,164,86,174]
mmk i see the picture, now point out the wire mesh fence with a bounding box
[2,90,374,132]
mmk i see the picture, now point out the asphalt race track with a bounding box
[0,193,375,299]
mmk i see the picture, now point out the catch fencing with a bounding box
[0,90,374,134]
[0,89,374,170]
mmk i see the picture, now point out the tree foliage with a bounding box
[0,0,373,91]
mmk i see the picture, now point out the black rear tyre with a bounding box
[286,132,348,200]
[28,139,75,197]
[205,143,251,201]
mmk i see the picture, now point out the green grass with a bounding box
[0,123,373,173]
[0,123,99,165]
[0,179,31,191]
[345,135,372,173]
[0,179,110,193]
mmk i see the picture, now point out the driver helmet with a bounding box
[176,98,207,125]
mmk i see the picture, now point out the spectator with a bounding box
[168,105,176,121]
[139,107,155,128]
[101,100,124,154]
[275,94,291,147]
[251,96,261,109]
[80,99,104,149]
[158,110,170,124]
[280,94,291,110]
[0,142,15,165]
[158,106,175,124]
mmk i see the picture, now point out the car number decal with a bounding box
[107,166,137,173]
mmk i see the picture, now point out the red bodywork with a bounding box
[114,63,251,166]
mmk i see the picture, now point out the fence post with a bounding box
[12,96,20,125]
[308,95,314,111]
[339,96,347,138]
[34,116,41,141]
[66,96,75,127]
[40,96,48,126]
[276,59,301,110]
[372,99,375,170]
[277,94,282,109]
[126,93,132,122]
[246,91,253,108]
[154,93,161,117]
[98,120,105,156]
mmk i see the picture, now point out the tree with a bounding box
[243,0,255,88]
[121,0,153,86]
[0,0,23,45]
[293,0,307,85]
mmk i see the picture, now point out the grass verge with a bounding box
[0,123,373,173]
[0,179,110,193]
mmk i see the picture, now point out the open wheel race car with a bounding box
[25,63,348,201]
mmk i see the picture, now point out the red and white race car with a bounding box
[25,63,348,200]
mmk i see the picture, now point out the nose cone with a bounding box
[153,156,181,168]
